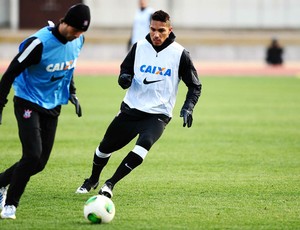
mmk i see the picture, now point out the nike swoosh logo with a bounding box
[50,76,64,82]
[143,78,163,85]
[125,163,133,171]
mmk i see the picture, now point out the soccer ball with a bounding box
[83,195,115,224]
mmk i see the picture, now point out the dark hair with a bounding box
[151,10,170,23]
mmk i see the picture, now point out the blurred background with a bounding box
[0,0,300,74]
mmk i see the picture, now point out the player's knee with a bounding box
[137,136,155,152]
[21,155,42,175]
[35,162,46,173]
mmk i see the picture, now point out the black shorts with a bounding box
[99,111,170,153]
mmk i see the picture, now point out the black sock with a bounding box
[89,153,110,183]
[107,151,143,186]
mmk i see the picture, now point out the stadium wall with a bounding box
[0,0,300,29]
[85,0,300,29]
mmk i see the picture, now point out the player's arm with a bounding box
[68,33,84,117]
[0,37,42,124]
[69,76,82,117]
[118,44,137,89]
[178,49,202,128]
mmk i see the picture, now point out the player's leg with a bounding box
[101,115,170,198]
[1,104,42,219]
[32,114,58,175]
[76,112,138,194]
[0,162,18,211]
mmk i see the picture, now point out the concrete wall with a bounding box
[0,0,10,27]
[1,0,300,29]
[85,0,300,29]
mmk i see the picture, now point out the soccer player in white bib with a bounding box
[76,10,202,198]
[129,0,154,49]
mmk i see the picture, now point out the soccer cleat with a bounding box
[99,182,114,198]
[1,205,16,219]
[0,186,7,210]
[76,179,99,194]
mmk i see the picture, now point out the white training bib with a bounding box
[123,39,184,117]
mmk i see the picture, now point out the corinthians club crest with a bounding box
[23,109,32,119]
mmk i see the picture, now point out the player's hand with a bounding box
[180,109,193,128]
[118,73,133,89]
[69,94,82,117]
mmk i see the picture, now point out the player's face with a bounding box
[150,20,172,46]
[60,23,84,41]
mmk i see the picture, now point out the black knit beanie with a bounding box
[63,3,90,31]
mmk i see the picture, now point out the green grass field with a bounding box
[0,76,299,229]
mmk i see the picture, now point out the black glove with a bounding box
[118,73,133,89]
[69,94,82,117]
[180,109,193,128]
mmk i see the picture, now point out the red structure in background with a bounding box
[19,0,82,29]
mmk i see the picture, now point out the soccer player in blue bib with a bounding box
[76,10,202,199]
[0,3,90,219]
